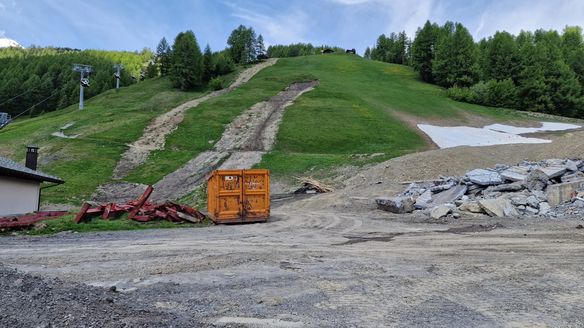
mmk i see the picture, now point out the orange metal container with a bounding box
[207,169,270,224]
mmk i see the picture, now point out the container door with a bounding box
[242,170,270,220]
[215,170,243,221]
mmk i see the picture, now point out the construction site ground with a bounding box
[5,114,584,327]
[2,200,584,327]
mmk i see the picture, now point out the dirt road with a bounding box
[1,207,583,327]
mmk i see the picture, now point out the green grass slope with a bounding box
[0,54,528,205]
[0,77,211,204]
[127,54,526,184]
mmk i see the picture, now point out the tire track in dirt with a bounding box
[112,58,278,180]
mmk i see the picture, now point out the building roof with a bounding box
[0,156,64,184]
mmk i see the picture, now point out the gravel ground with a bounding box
[0,265,199,327]
[1,206,584,327]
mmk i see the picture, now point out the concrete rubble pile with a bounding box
[376,158,584,219]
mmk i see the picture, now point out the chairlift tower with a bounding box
[113,63,124,90]
[72,64,94,110]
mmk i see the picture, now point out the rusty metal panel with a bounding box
[207,169,270,224]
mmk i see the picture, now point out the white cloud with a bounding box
[471,0,584,39]
[224,1,309,45]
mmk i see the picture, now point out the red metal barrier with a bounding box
[74,185,205,224]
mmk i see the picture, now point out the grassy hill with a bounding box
[0,54,530,204]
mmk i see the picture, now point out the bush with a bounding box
[214,53,235,76]
[447,86,478,103]
[483,79,518,108]
[209,77,224,90]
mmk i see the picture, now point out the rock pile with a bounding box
[376,159,584,219]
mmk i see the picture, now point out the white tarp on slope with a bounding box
[417,122,581,149]
[484,122,581,134]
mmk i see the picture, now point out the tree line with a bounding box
[157,25,267,91]
[267,43,345,58]
[0,47,152,117]
[367,22,584,118]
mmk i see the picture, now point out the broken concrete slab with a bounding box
[526,196,539,209]
[479,198,518,218]
[524,170,549,191]
[500,166,529,182]
[561,172,584,183]
[546,179,584,206]
[466,169,503,186]
[511,196,528,206]
[458,201,484,214]
[376,196,415,214]
[490,182,524,192]
[539,202,551,215]
[565,160,579,172]
[540,166,567,179]
[430,205,452,219]
[431,185,467,206]
[414,190,432,210]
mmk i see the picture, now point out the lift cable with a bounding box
[11,90,60,120]
[0,88,36,107]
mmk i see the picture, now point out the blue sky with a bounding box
[1,0,583,53]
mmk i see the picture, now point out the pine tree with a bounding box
[432,22,478,87]
[485,31,520,82]
[203,44,215,81]
[156,37,172,76]
[411,21,439,82]
[169,31,204,90]
[364,47,371,59]
[227,25,257,64]
[256,34,266,58]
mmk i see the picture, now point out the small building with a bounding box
[0,146,64,216]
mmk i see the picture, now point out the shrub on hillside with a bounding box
[209,77,224,90]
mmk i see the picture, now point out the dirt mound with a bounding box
[112,58,278,179]
[0,265,194,327]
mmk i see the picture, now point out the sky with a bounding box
[0,0,583,53]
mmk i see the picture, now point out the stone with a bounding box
[532,190,547,202]
[541,166,567,179]
[431,185,467,205]
[466,169,503,186]
[565,160,579,172]
[430,181,456,193]
[414,190,432,210]
[479,198,519,217]
[524,206,539,215]
[524,169,549,191]
[491,182,524,192]
[458,201,484,214]
[526,196,539,209]
[538,202,551,215]
[430,205,452,219]
[376,196,415,213]
[511,196,528,206]
[546,179,584,206]
[573,199,584,208]
[500,166,529,182]
[452,213,461,219]
[516,205,526,211]
[561,172,584,183]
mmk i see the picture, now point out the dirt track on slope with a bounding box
[150,81,318,202]
[112,58,278,179]
[1,210,583,327]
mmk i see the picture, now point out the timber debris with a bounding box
[294,176,334,194]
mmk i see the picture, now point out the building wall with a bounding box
[0,176,40,216]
